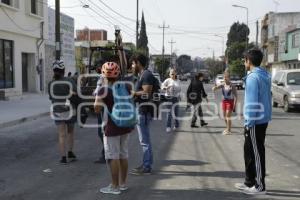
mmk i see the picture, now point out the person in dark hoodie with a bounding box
[187,72,208,128]
[235,49,271,195]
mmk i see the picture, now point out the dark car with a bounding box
[230,75,244,90]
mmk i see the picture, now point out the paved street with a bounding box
[0,82,300,200]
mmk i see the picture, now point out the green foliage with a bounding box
[229,59,245,77]
[154,57,170,79]
[204,58,225,77]
[76,58,85,74]
[176,55,193,74]
[226,22,250,47]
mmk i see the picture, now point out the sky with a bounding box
[48,0,300,58]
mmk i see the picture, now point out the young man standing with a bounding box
[130,54,155,175]
[235,49,272,195]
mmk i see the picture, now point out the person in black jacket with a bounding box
[187,73,208,128]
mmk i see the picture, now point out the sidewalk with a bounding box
[0,93,50,128]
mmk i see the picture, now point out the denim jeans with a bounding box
[136,113,153,170]
[166,97,179,128]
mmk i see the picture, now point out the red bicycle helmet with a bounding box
[101,62,120,78]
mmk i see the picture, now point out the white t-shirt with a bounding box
[161,78,181,97]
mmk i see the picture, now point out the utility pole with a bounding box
[169,39,176,67]
[159,21,169,76]
[136,0,139,48]
[256,20,259,47]
[55,0,61,60]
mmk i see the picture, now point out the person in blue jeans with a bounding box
[161,69,181,133]
[130,54,155,175]
[93,65,106,164]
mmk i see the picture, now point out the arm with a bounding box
[212,84,222,92]
[133,85,153,96]
[201,82,208,102]
[161,79,169,90]
[94,95,103,114]
[244,75,259,128]
[232,85,238,111]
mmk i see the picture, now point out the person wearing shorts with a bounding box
[213,71,237,135]
[94,62,133,195]
[48,60,78,164]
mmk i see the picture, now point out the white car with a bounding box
[215,74,224,86]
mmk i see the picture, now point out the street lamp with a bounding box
[232,4,249,50]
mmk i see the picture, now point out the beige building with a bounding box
[0,0,48,100]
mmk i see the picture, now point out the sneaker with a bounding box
[235,183,250,190]
[94,157,106,164]
[173,126,178,131]
[166,127,171,133]
[242,186,266,195]
[60,156,67,165]
[68,151,77,161]
[222,130,229,135]
[119,184,128,191]
[99,184,121,195]
[201,122,208,127]
[130,167,152,175]
[191,124,199,128]
[130,165,143,173]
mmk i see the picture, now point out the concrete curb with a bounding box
[0,112,50,129]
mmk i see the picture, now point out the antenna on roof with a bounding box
[273,0,280,12]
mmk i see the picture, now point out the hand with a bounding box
[94,105,101,114]
[131,90,136,97]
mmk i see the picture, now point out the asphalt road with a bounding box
[0,82,299,200]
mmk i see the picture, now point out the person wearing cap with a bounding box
[48,60,78,164]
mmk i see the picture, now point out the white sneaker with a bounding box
[99,184,121,195]
[173,127,178,131]
[120,184,128,191]
[166,127,171,133]
[234,183,250,190]
[242,186,266,195]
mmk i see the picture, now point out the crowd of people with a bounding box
[48,49,272,196]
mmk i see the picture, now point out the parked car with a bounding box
[181,75,188,81]
[230,75,244,90]
[272,69,300,112]
[215,74,224,86]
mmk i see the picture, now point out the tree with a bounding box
[137,12,149,57]
[229,59,245,77]
[204,58,224,78]
[176,55,193,74]
[226,22,250,47]
[154,57,170,79]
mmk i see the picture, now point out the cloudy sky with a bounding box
[48,0,300,58]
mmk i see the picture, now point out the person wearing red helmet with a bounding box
[94,62,133,195]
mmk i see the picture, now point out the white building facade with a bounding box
[0,0,48,99]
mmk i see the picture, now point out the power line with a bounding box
[96,0,136,22]
[86,0,136,33]
[79,1,135,38]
